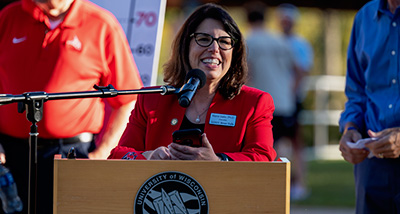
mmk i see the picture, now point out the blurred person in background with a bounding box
[276,3,314,201]
[0,0,143,212]
[109,3,277,162]
[339,0,400,213]
[245,1,303,200]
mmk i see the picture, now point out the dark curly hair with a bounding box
[163,3,248,100]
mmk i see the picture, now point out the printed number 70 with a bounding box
[136,11,157,27]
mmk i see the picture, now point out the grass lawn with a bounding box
[292,160,356,207]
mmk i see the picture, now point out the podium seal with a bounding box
[134,171,209,214]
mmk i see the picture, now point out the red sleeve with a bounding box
[102,14,143,108]
[225,91,276,161]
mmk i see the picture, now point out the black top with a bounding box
[180,115,205,133]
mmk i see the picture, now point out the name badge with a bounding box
[209,113,236,127]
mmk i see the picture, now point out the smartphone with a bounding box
[172,128,202,147]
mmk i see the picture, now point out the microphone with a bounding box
[178,69,206,108]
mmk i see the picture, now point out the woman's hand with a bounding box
[142,146,172,160]
[365,128,400,159]
[168,133,220,161]
[339,127,368,164]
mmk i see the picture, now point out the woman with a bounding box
[109,3,276,161]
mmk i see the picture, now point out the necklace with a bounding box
[191,91,215,123]
[192,99,209,124]
[194,107,208,123]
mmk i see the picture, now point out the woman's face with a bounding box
[189,18,233,85]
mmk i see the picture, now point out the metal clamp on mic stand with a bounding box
[0,84,179,214]
[18,92,47,214]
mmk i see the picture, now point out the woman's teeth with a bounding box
[202,58,220,65]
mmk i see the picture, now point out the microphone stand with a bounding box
[0,84,178,214]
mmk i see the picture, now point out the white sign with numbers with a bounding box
[90,0,166,86]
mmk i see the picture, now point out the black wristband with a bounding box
[216,153,229,161]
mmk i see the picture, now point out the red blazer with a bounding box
[108,85,276,161]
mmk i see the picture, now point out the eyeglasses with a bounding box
[190,33,236,50]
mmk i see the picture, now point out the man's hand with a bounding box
[339,126,368,164]
[365,128,400,159]
[89,101,136,159]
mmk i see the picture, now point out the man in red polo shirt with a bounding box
[0,0,143,212]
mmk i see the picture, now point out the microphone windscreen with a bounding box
[185,69,206,89]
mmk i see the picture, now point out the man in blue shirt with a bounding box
[339,0,400,213]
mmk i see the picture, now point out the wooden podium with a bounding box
[53,156,290,214]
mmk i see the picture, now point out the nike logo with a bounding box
[12,37,27,44]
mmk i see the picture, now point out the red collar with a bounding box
[22,0,82,29]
